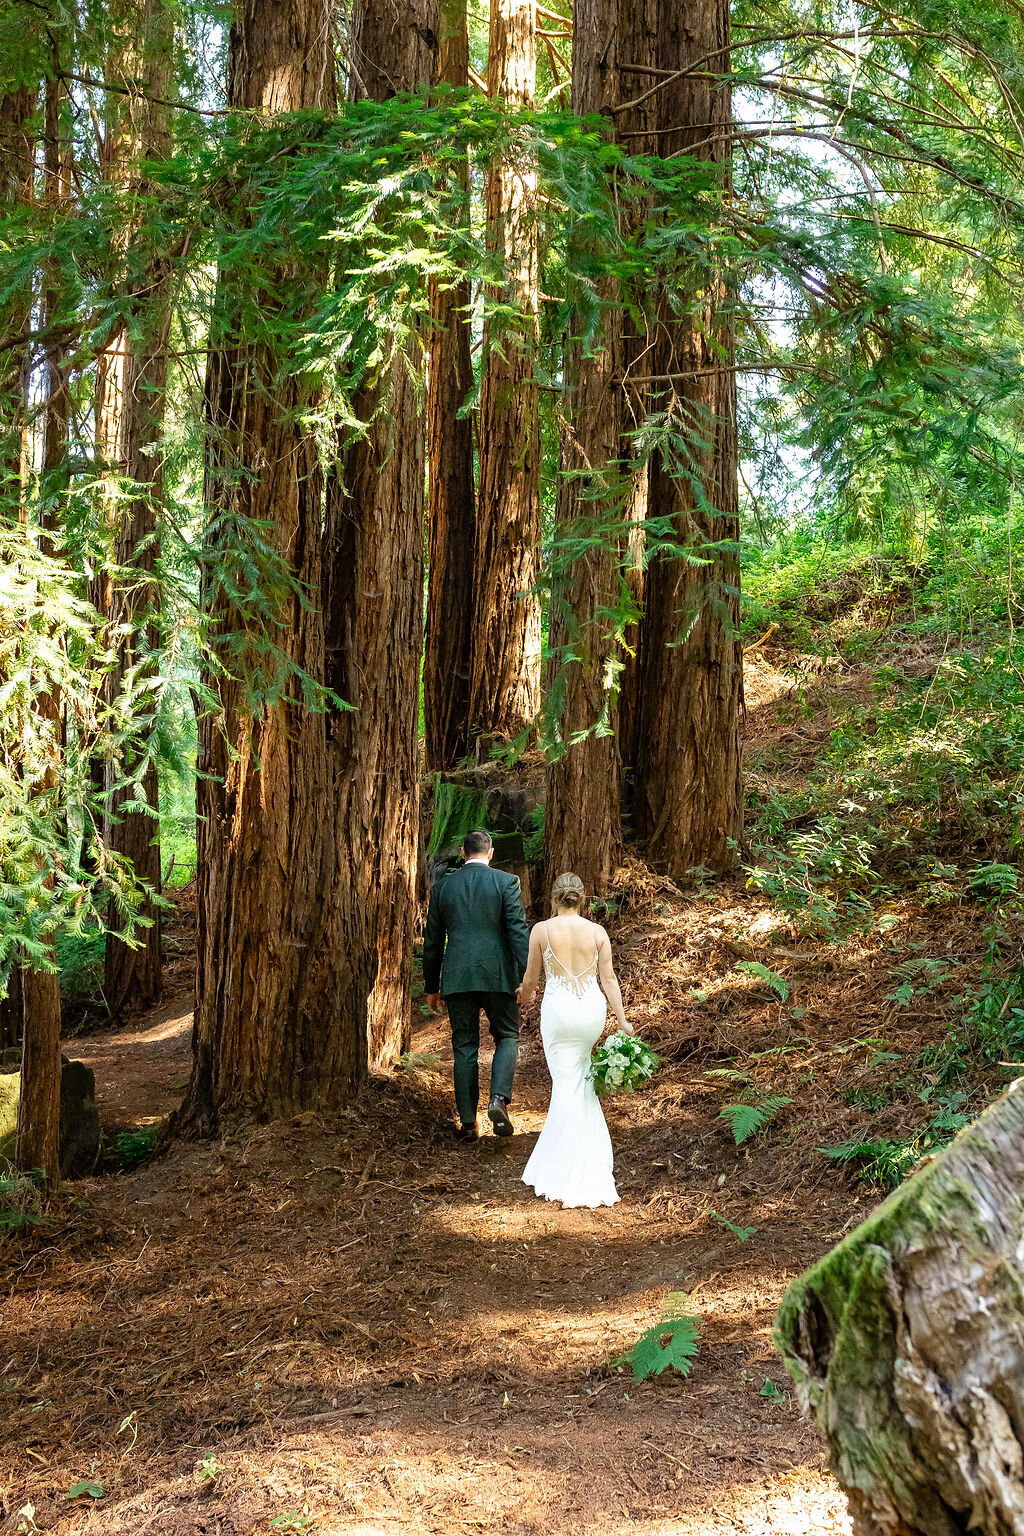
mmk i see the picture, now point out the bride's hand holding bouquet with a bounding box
[588,1026,659,1097]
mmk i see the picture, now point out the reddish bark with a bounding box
[423,0,476,773]
[17,75,66,1185]
[470,0,542,744]
[96,0,174,1013]
[328,0,440,1072]
[632,0,742,876]
[544,0,625,897]
[183,0,345,1130]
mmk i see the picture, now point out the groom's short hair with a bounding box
[463,830,493,856]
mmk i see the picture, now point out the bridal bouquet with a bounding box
[589,1031,660,1097]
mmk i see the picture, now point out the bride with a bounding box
[517,872,633,1209]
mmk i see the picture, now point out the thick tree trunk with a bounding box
[0,84,35,506]
[609,0,655,804]
[96,0,173,1014]
[328,0,439,1072]
[0,87,35,1055]
[631,0,742,876]
[470,0,542,744]
[183,0,344,1131]
[17,75,66,1185]
[543,0,624,898]
[17,969,61,1178]
[777,1079,1024,1536]
[423,0,476,773]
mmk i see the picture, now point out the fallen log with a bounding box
[776,1077,1024,1536]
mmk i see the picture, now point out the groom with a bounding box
[423,830,531,1141]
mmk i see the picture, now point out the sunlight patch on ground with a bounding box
[77,1011,193,1059]
[594,1471,853,1534]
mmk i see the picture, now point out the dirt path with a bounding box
[72,994,194,1128]
[1,969,858,1536]
[8,657,978,1534]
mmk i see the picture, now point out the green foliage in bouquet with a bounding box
[588,1032,659,1097]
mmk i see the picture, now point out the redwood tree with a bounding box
[544,0,624,897]
[95,0,173,1014]
[632,0,742,876]
[0,80,34,503]
[183,0,343,1129]
[470,0,542,744]
[423,0,476,773]
[0,82,35,1055]
[17,74,67,1184]
[327,0,439,1071]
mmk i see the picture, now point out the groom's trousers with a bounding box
[445,991,520,1126]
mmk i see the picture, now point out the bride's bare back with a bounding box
[519,912,631,1033]
[543,914,600,978]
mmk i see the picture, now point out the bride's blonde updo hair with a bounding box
[551,871,586,914]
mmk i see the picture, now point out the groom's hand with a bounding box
[426,993,442,1012]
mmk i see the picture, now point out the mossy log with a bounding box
[776,1078,1024,1536]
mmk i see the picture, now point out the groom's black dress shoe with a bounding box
[455,1122,479,1142]
[487,1096,514,1137]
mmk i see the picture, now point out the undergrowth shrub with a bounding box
[919,923,1024,1086]
[742,539,909,650]
[823,1096,973,1189]
[55,927,105,995]
[107,1126,161,1170]
[745,644,1024,937]
[613,1293,701,1382]
[0,1168,47,1233]
[718,1095,793,1145]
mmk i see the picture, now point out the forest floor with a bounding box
[0,654,996,1536]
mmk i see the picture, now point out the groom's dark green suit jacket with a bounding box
[423,861,531,996]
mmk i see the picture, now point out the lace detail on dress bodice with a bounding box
[542,933,600,1000]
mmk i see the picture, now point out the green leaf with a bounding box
[709,1210,758,1241]
[734,961,789,1000]
[65,1480,104,1500]
[718,1096,792,1145]
[613,1310,701,1383]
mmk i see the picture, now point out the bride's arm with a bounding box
[516,925,544,1006]
[596,928,633,1034]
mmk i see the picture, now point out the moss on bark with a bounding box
[776,1079,1024,1536]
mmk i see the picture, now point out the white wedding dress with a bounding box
[521,926,620,1209]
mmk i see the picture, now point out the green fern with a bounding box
[734,961,790,1000]
[709,1210,758,1241]
[822,1137,918,1189]
[523,805,545,864]
[400,1050,442,1074]
[718,1095,793,1145]
[613,1293,701,1383]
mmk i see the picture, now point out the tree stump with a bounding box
[776,1078,1024,1536]
[425,775,543,909]
[0,1059,100,1175]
